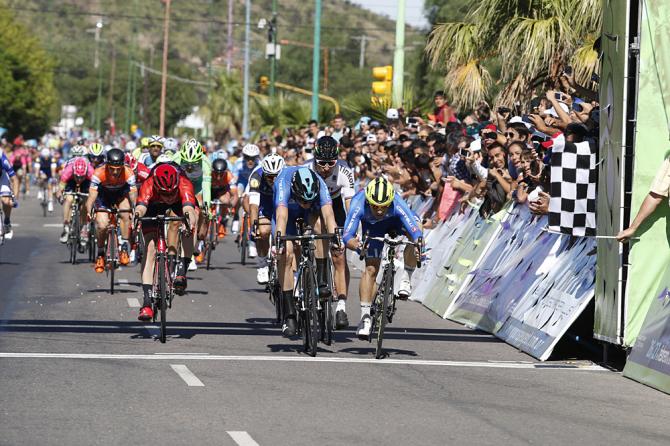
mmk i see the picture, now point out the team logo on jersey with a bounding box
[250,178,260,188]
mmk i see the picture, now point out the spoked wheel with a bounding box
[321,296,334,346]
[69,219,80,265]
[375,267,393,360]
[301,265,319,357]
[157,257,168,343]
[108,234,116,295]
[206,220,215,270]
[240,218,248,265]
[273,282,283,325]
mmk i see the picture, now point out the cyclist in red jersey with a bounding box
[125,152,151,186]
[134,163,197,320]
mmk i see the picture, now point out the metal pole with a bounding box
[94,22,103,136]
[226,0,233,74]
[311,0,322,121]
[242,0,251,136]
[269,0,278,97]
[159,0,171,136]
[392,0,405,108]
[125,50,133,133]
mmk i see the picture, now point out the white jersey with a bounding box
[305,159,355,201]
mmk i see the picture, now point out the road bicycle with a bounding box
[253,220,282,324]
[136,214,190,343]
[204,199,227,270]
[360,232,423,359]
[277,224,338,357]
[237,211,251,265]
[39,180,49,217]
[94,207,133,294]
[63,191,88,265]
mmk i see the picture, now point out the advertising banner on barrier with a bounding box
[623,275,670,394]
[446,206,554,333]
[496,236,596,360]
[423,206,505,318]
[619,0,670,347]
[594,0,630,344]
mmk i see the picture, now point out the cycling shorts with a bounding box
[64,180,91,194]
[0,172,12,196]
[362,217,411,259]
[333,197,346,227]
[94,184,131,209]
[212,185,231,199]
[272,206,319,237]
[141,201,184,235]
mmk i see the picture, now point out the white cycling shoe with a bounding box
[248,243,257,258]
[256,266,269,285]
[188,257,198,271]
[398,279,412,299]
[356,314,372,340]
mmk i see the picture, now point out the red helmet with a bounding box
[124,152,138,171]
[73,157,89,178]
[153,164,179,193]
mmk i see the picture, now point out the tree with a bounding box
[0,6,57,138]
[200,73,244,141]
[425,0,601,109]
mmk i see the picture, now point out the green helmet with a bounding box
[89,143,104,157]
[179,138,203,163]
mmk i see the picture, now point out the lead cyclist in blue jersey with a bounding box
[231,144,260,234]
[343,177,423,339]
[273,166,340,337]
[1,151,20,239]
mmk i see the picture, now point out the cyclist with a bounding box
[172,138,211,269]
[343,177,423,339]
[210,158,236,238]
[132,137,150,160]
[86,148,137,273]
[248,153,284,284]
[88,143,106,169]
[138,135,164,168]
[67,143,87,162]
[231,144,260,235]
[35,147,57,213]
[274,166,340,337]
[135,163,197,320]
[163,137,179,158]
[305,136,355,329]
[1,150,20,239]
[125,152,151,186]
[8,144,31,198]
[56,157,93,244]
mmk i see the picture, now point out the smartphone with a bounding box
[554,92,564,100]
[573,103,583,112]
[530,160,542,177]
[459,148,469,157]
[591,73,600,83]
[497,107,511,114]
[484,132,497,140]
[406,117,419,125]
[563,66,573,76]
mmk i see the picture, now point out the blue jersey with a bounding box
[343,190,422,245]
[274,165,332,212]
[232,158,258,189]
[1,153,16,177]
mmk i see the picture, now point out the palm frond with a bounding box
[444,60,492,110]
[425,22,480,70]
[570,35,600,88]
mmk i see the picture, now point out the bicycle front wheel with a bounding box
[70,214,80,265]
[158,255,168,343]
[240,218,248,265]
[375,266,393,359]
[108,231,116,295]
[206,220,215,270]
[301,264,319,357]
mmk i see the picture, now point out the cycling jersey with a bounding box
[232,157,259,190]
[1,153,16,177]
[273,166,332,236]
[134,162,151,185]
[0,153,16,197]
[138,152,159,168]
[304,159,355,201]
[211,170,234,190]
[343,190,422,258]
[91,166,136,192]
[248,166,275,218]
[137,175,196,233]
[172,153,212,205]
[37,156,56,179]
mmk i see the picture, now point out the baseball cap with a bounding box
[542,102,569,118]
[365,134,378,144]
[469,139,482,152]
[508,116,532,129]
[386,108,399,120]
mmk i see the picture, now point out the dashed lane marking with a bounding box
[227,431,260,446]
[42,224,63,228]
[126,298,141,308]
[0,352,608,371]
[170,364,205,387]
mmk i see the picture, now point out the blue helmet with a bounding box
[291,167,320,203]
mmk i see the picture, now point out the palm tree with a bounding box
[199,73,244,141]
[425,0,601,110]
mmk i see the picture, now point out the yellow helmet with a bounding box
[365,177,395,207]
[140,137,150,149]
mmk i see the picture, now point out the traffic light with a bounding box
[372,65,393,96]
[259,75,269,92]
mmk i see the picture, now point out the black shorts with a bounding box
[212,186,231,198]
[95,185,131,209]
[141,201,184,234]
[64,180,90,194]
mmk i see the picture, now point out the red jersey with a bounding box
[137,175,196,207]
[211,170,233,189]
[135,162,151,185]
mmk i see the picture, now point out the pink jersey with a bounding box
[60,157,93,183]
[9,148,31,168]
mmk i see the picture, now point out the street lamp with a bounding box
[258,1,279,97]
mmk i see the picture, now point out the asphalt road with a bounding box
[1,197,669,446]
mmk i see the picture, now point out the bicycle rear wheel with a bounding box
[375,266,393,359]
[108,231,116,295]
[158,255,168,343]
[70,213,80,265]
[240,217,248,265]
[206,220,215,270]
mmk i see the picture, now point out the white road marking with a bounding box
[0,352,607,371]
[126,298,141,308]
[227,431,260,446]
[170,364,204,386]
[42,224,63,228]
[119,279,129,286]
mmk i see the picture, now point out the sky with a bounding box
[348,0,429,29]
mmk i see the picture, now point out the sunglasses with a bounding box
[504,132,516,138]
[316,159,337,168]
[243,155,256,161]
[149,144,163,149]
[182,163,199,172]
[483,132,497,139]
[370,203,390,214]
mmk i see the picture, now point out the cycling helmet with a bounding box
[261,153,284,175]
[40,148,51,158]
[153,164,179,193]
[140,137,150,148]
[124,152,138,171]
[70,145,86,157]
[164,137,178,152]
[125,141,137,152]
[365,177,395,207]
[314,136,339,160]
[89,143,104,157]
[156,153,174,164]
[179,138,203,163]
[106,148,125,166]
[73,157,89,177]
[291,167,320,203]
[242,144,260,158]
[148,135,164,148]
[212,158,228,174]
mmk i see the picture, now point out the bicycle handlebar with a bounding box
[359,233,424,268]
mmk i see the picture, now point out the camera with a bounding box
[497,107,511,114]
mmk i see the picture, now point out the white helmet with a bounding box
[125,141,137,152]
[156,153,174,164]
[70,145,86,157]
[261,153,285,175]
[164,137,178,152]
[242,144,260,158]
[40,148,51,158]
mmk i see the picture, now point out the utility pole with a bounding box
[311,0,322,121]
[226,0,233,73]
[94,21,104,136]
[142,61,149,131]
[108,45,117,121]
[269,0,278,97]
[392,0,406,108]
[159,0,171,136]
[242,0,250,137]
[352,35,373,69]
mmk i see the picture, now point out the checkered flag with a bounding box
[548,134,597,236]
